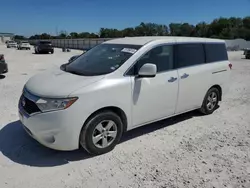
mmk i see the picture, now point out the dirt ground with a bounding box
[0,45,250,188]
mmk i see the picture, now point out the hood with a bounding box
[25,68,104,98]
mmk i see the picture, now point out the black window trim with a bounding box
[124,43,176,77]
[124,41,227,75]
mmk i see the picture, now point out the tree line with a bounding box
[15,16,250,40]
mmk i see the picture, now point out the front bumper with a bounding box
[18,96,79,151]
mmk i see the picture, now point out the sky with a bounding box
[1,0,250,36]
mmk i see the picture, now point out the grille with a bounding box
[20,95,41,115]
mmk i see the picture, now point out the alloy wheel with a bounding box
[206,91,217,111]
[92,120,118,148]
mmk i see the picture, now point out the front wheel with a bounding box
[80,111,123,155]
[199,87,220,115]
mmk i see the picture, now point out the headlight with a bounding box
[36,97,78,112]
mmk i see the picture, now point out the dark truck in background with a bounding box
[245,49,250,59]
[0,54,8,74]
[34,41,54,54]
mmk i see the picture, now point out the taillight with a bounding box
[229,63,232,70]
[0,55,4,61]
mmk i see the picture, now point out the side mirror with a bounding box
[138,63,157,78]
[68,55,80,63]
[60,63,69,71]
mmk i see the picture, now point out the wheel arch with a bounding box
[78,106,128,147]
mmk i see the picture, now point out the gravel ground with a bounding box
[0,45,250,188]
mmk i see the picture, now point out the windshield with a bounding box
[65,43,142,76]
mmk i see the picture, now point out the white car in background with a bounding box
[17,41,31,50]
[6,41,18,48]
[18,36,231,155]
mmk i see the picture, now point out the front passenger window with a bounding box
[135,45,174,74]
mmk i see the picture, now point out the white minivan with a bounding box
[18,37,231,155]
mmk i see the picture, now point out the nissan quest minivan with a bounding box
[18,37,231,155]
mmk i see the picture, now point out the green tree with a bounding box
[27,16,250,40]
[195,22,209,37]
[122,27,135,37]
[169,23,182,36]
[179,23,195,36]
[69,32,79,38]
[14,35,27,40]
[243,17,250,29]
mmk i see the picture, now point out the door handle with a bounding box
[168,77,177,82]
[181,73,189,79]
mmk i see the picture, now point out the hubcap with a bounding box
[92,120,117,148]
[206,91,217,111]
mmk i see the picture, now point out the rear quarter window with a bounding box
[205,43,228,63]
[175,43,205,68]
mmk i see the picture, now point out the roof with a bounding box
[104,36,225,45]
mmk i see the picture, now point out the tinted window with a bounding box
[175,43,205,68]
[40,41,51,44]
[66,44,142,76]
[205,43,228,63]
[132,45,173,74]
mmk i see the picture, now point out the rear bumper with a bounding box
[0,63,8,74]
[19,46,30,49]
[7,45,17,48]
[38,46,54,51]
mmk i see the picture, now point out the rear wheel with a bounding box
[199,87,219,115]
[51,50,54,54]
[80,111,123,155]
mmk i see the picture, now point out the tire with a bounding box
[80,111,123,155]
[199,87,220,115]
[51,50,54,54]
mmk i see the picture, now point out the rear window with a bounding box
[205,43,228,63]
[40,41,51,44]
